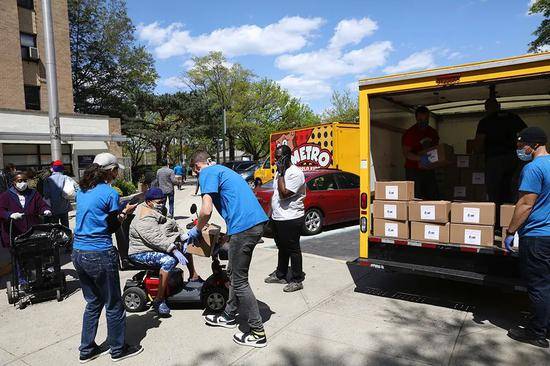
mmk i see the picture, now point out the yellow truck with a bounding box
[350,52,550,290]
[254,122,359,186]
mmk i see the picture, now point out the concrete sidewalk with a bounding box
[0,187,548,366]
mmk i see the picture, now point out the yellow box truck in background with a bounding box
[254,122,360,186]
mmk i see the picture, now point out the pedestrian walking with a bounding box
[156,160,177,217]
[72,153,142,363]
[43,160,72,228]
[182,161,187,183]
[264,145,306,292]
[173,162,184,190]
[504,127,550,349]
[191,151,269,348]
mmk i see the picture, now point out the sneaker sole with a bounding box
[204,317,237,329]
[79,348,111,363]
[283,286,304,293]
[111,347,144,362]
[233,337,267,348]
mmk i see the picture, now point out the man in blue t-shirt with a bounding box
[188,151,268,349]
[505,127,550,348]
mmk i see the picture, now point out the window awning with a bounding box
[0,132,127,142]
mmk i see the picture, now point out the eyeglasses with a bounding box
[14,179,28,183]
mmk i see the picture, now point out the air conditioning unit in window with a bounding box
[28,47,39,60]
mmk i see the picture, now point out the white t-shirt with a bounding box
[271,165,306,221]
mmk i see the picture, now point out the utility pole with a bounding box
[42,0,62,161]
[222,109,227,163]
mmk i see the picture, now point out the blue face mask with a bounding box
[516,148,533,161]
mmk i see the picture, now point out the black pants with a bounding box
[405,168,438,200]
[519,236,550,338]
[273,217,305,283]
[486,153,521,206]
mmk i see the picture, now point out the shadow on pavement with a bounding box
[126,311,163,345]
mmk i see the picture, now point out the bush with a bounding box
[113,179,137,197]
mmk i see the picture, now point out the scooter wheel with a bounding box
[123,287,148,313]
[6,281,14,305]
[56,289,63,302]
[202,286,228,313]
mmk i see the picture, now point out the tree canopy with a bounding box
[321,90,359,123]
[529,0,550,52]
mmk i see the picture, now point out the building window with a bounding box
[20,32,37,60]
[24,85,40,110]
[17,0,34,10]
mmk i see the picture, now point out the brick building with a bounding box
[0,0,125,179]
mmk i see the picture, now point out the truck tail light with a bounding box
[360,217,368,233]
[360,193,368,209]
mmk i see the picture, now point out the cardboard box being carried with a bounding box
[500,204,516,228]
[373,219,409,239]
[411,222,450,243]
[408,200,451,223]
[372,200,408,221]
[375,181,414,201]
[186,224,221,257]
[450,224,494,246]
[420,144,455,169]
[451,202,495,225]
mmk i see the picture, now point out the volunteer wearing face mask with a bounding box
[503,127,550,348]
[0,172,51,248]
[401,106,440,199]
[128,187,202,317]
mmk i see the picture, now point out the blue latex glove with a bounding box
[187,226,201,244]
[419,155,430,168]
[504,235,515,252]
[172,249,188,266]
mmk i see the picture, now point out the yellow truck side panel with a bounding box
[333,124,360,176]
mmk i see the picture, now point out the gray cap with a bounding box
[93,152,125,170]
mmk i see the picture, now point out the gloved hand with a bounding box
[419,155,430,168]
[187,226,202,244]
[10,213,24,220]
[43,210,52,216]
[172,249,188,266]
[504,235,515,252]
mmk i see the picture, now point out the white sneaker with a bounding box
[233,330,267,348]
[204,313,237,329]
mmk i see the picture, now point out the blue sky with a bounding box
[127,0,542,112]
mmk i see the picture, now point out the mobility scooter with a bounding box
[115,204,230,314]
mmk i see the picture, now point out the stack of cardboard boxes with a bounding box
[372,181,414,239]
[449,202,495,246]
[409,200,451,243]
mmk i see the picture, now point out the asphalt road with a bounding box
[300,224,359,261]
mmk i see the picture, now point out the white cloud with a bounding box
[383,49,437,74]
[160,76,188,89]
[328,17,378,49]
[277,75,332,101]
[346,81,359,93]
[137,16,324,59]
[275,41,393,79]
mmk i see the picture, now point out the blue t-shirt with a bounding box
[73,183,120,250]
[199,164,267,235]
[518,155,550,237]
[174,165,184,175]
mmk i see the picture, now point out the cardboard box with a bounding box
[455,154,471,169]
[450,224,494,246]
[451,185,474,200]
[373,219,409,239]
[473,185,488,202]
[374,181,414,201]
[420,144,455,169]
[471,154,485,170]
[471,171,485,185]
[408,200,451,223]
[500,204,516,227]
[411,221,450,243]
[186,224,221,257]
[458,169,472,186]
[466,139,475,154]
[372,200,408,220]
[451,202,495,225]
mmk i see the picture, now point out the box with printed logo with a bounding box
[500,204,516,227]
[450,185,475,201]
[374,181,414,201]
[408,200,451,223]
[373,219,409,239]
[411,222,450,243]
[372,200,408,221]
[419,144,455,169]
[451,202,495,225]
[450,224,494,246]
[186,224,221,257]
[455,155,471,169]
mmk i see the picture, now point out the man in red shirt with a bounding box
[402,106,440,199]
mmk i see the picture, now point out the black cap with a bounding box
[415,105,430,116]
[517,127,548,144]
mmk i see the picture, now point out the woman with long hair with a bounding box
[72,153,142,363]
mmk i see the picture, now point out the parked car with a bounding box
[223,160,257,173]
[255,169,360,235]
[239,163,260,189]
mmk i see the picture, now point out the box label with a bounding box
[456,156,469,168]
[454,186,466,197]
[472,172,485,185]
[384,222,399,237]
[424,225,440,241]
[464,229,482,245]
[463,207,480,223]
[426,149,439,163]
[383,204,397,219]
[385,185,398,200]
[420,205,436,220]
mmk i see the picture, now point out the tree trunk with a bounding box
[155,145,163,165]
[228,134,235,161]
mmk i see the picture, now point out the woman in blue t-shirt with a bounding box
[71,153,142,363]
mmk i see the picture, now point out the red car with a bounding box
[255,169,360,235]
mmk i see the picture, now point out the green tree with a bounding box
[321,90,359,123]
[69,0,157,117]
[529,0,550,52]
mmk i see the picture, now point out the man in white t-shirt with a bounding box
[264,145,306,292]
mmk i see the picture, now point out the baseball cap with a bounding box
[144,188,164,201]
[517,127,548,144]
[93,152,125,170]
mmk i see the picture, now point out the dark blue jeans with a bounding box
[72,248,126,357]
[519,236,550,338]
[164,192,175,217]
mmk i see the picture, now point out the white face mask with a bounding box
[15,182,28,192]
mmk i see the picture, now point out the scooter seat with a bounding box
[120,257,160,272]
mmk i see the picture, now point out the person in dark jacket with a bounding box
[0,172,51,248]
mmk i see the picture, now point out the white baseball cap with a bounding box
[93,152,125,170]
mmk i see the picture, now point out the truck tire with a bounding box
[303,208,323,236]
[6,281,14,305]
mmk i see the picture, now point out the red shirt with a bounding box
[402,124,439,169]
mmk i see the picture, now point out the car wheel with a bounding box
[303,208,323,235]
[247,179,256,189]
[6,280,14,305]
[123,287,148,313]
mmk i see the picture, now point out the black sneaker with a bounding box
[508,327,549,348]
[79,345,110,364]
[264,271,287,284]
[233,330,267,348]
[111,344,143,362]
[204,313,237,329]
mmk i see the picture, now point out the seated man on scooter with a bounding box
[128,188,202,316]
